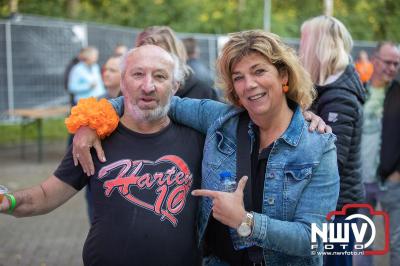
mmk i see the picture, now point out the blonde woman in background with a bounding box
[135,26,219,100]
[299,15,367,266]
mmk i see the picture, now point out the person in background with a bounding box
[70,30,338,266]
[68,46,105,105]
[82,54,124,223]
[183,37,214,87]
[113,44,128,57]
[355,50,374,87]
[102,55,122,99]
[135,26,219,101]
[67,46,106,220]
[355,41,400,266]
[64,48,83,105]
[299,15,367,266]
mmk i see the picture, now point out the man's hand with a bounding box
[0,196,10,213]
[192,176,248,229]
[72,126,105,176]
[387,171,400,183]
[303,110,332,133]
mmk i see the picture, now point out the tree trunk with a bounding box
[9,0,18,14]
[324,0,333,16]
[237,0,246,28]
[66,0,80,18]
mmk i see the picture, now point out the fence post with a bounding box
[208,37,217,78]
[5,21,14,117]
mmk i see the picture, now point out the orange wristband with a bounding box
[65,97,119,139]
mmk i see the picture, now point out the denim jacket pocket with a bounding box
[205,131,235,169]
[284,166,312,181]
[283,165,313,218]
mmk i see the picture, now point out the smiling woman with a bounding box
[230,52,290,136]
[165,31,339,266]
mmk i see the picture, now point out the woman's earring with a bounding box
[282,84,289,93]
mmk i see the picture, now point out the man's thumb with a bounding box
[93,140,106,162]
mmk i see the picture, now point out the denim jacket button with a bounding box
[267,197,275,205]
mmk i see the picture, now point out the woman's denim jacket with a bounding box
[110,96,340,266]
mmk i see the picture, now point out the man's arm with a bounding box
[303,111,332,133]
[0,175,78,217]
[69,97,331,175]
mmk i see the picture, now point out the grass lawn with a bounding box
[0,118,68,145]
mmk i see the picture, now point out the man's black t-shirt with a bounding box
[54,122,204,266]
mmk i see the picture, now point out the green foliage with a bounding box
[272,0,323,38]
[0,118,68,145]
[0,0,399,41]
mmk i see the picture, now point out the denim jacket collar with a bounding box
[247,105,304,148]
[216,104,304,153]
[279,105,304,147]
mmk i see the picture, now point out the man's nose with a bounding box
[142,75,156,93]
[389,63,399,72]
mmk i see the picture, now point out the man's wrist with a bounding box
[65,97,119,139]
[5,194,16,214]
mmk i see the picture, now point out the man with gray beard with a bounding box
[0,45,204,266]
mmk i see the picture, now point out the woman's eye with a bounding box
[233,76,243,82]
[255,69,265,75]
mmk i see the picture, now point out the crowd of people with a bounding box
[1,14,400,266]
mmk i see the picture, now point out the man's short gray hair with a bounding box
[120,47,185,86]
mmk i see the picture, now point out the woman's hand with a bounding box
[192,176,248,229]
[72,126,105,176]
[303,110,332,133]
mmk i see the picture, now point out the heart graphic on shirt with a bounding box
[97,155,193,226]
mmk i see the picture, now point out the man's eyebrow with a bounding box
[154,68,168,72]
[154,68,172,76]
[129,67,143,71]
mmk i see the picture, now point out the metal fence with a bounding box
[0,14,376,121]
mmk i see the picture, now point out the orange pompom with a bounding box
[65,97,119,139]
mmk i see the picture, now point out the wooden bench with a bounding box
[9,106,70,162]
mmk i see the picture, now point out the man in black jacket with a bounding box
[358,41,400,266]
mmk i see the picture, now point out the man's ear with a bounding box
[172,81,180,94]
[120,78,125,93]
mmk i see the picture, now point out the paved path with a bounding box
[0,141,89,266]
